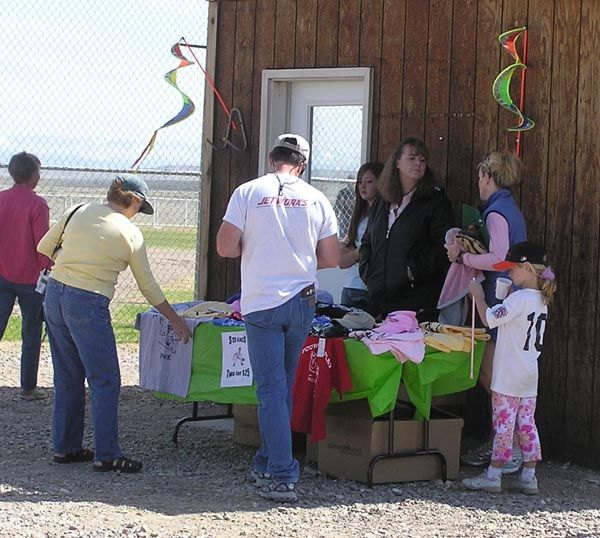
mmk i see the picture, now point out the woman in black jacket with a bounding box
[359,138,454,321]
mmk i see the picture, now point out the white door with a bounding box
[260,68,372,303]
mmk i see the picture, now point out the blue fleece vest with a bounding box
[482,189,527,246]
[480,189,527,304]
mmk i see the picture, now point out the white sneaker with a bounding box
[250,469,273,488]
[501,448,523,475]
[462,471,502,493]
[510,475,539,495]
[259,481,298,503]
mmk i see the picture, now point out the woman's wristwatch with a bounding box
[455,252,464,264]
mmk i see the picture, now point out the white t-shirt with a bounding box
[223,172,338,315]
[344,215,368,291]
[486,288,548,397]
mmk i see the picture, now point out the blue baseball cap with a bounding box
[317,289,334,305]
[115,174,154,215]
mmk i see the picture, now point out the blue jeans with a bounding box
[244,290,315,483]
[0,273,43,390]
[44,279,123,460]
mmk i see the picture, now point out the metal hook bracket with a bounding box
[209,108,247,152]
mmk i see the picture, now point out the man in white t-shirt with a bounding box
[216,134,339,502]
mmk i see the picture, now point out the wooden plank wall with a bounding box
[206,0,600,465]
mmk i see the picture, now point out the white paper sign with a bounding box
[220,331,253,387]
[316,337,326,357]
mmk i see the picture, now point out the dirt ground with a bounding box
[1,340,599,538]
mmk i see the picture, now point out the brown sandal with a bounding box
[93,457,143,473]
[53,448,94,464]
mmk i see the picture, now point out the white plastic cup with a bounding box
[495,277,512,300]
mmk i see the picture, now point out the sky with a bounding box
[0,0,208,171]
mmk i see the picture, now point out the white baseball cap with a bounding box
[271,133,310,162]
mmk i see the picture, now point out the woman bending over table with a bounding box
[38,175,191,473]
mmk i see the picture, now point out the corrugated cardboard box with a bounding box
[318,399,463,484]
[233,404,313,456]
[305,437,320,463]
[233,404,261,447]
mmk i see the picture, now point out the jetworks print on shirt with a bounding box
[256,196,309,207]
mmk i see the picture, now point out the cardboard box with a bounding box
[318,400,463,484]
[305,437,320,463]
[233,404,313,456]
[233,404,261,447]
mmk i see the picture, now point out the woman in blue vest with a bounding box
[447,151,527,468]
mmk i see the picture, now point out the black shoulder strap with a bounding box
[49,203,87,260]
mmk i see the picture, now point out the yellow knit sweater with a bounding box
[37,203,165,305]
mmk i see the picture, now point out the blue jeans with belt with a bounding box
[0,273,43,391]
[244,289,315,483]
[44,278,123,460]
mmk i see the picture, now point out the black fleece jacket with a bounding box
[359,188,454,320]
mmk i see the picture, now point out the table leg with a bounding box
[172,402,234,444]
[366,402,448,487]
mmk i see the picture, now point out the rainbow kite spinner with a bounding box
[492,27,535,133]
[132,43,196,169]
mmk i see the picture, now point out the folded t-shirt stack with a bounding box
[311,303,376,337]
[350,310,425,364]
[420,320,490,353]
[179,301,234,319]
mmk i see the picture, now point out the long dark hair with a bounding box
[345,161,384,247]
[378,137,436,203]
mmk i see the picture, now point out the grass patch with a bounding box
[112,290,195,343]
[3,290,196,344]
[2,316,22,342]
[140,226,197,250]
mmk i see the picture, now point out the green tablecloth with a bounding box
[156,323,255,404]
[155,322,485,419]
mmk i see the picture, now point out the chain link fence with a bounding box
[309,105,363,240]
[1,1,209,342]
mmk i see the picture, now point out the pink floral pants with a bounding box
[491,391,542,464]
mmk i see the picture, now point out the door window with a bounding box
[259,68,372,302]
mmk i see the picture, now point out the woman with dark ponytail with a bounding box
[338,162,383,309]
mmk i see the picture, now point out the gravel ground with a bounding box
[1,341,599,538]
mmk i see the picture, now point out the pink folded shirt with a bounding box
[350,310,425,364]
